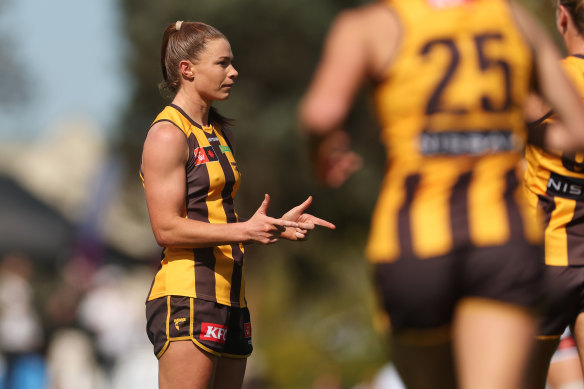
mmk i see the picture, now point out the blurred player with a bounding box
[299,1,584,388]
[523,1,584,388]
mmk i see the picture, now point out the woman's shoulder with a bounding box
[146,120,188,148]
[332,2,398,31]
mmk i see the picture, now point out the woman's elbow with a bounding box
[299,98,346,135]
[152,227,176,248]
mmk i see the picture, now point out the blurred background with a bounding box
[0,0,558,388]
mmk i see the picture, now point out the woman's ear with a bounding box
[557,5,569,35]
[179,60,195,80]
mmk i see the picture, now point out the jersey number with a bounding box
[421,33,512,115]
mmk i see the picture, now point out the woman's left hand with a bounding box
[280,196,336,241]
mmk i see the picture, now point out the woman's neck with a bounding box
[172,91,211,126]
[563,27,584,57]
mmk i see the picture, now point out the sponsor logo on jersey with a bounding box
[547,172,584,199]
[174,317,186,331]
[219,145,231,154]
[244,322,252,338]
[200,323,228,344]
[194,146,220,165]
[419,130,519,156]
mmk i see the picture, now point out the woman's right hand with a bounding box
[243,194,299,244]
[313,131,362,188]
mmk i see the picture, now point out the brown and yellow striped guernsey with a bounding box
[366,0,541,263]
[524,55,584,266]
[143,104,246,307]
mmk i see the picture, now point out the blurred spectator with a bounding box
[0,253,46,389]
[77,264,157,388]
[46,328,103,389]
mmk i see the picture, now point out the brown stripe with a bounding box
[397,174,420,258]
[536,194,555,231]
[527,110,553,128]
[449,171,472,246]
[566,202,584,264]
[503,170,524,239]
[186,133,209,221]
[193,247,217,300]
[205,130,244,304]
[183,132,216,301]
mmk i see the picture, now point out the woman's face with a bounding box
[191,38,238,102]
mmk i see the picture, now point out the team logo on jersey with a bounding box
[244,322,252,339]
[201,323,228,344]
[194,146,219,165]
[173,317,187,331]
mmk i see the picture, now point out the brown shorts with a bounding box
[146,296,253,359]
[537,265,584,337]
[374,242,545,332]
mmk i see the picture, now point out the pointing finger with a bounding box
[309,215,336,229]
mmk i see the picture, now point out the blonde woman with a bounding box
[141,21,335,389]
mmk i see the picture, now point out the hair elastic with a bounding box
[175,21,183,31]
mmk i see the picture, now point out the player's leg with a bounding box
[454,298,536,389]
[213,357,247,389]
[456,243,543,389]
[525,336,561,389]
[572,313,584,378]
[159,340,217,389]
[546,329,583,389]
[391,329,457,389]
[527,265,583,389]
[374,253,459,389]
[212,305,252,389]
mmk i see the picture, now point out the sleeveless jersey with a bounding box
[143,104,246,307]
[366,0,541,263]
[524,55,584,266]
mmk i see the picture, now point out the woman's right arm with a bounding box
[141,122,298,248]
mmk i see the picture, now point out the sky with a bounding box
[0,0,128,140]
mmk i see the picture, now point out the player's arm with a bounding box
[298,10,368,186]
[142,122,297,248]
[511,2,584,150]
[299,9,369,136]
[299,6,399,186]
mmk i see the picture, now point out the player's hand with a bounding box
[244,194,299,244]
[314,131,362,187]
[280,196,336,241]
